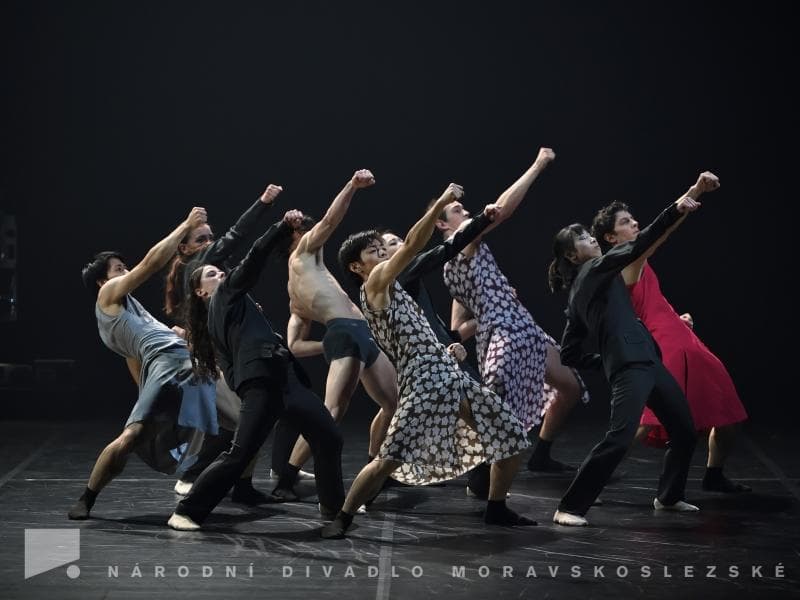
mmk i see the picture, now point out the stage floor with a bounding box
[1,417,797,599]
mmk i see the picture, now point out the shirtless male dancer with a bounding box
[275,169,398,496]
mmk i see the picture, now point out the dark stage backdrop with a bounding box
[0,2,796,422]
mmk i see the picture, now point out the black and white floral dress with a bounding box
[443,242,589,431]
[360,282,530,485]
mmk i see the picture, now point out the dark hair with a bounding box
[591,201,630,252]
[276,214,317,259]
[163,230,195,319]
[81,251,125,292]
[547,224,588,293]
[426,197,449,222]
[338,229,382,286]
[186,266,217,381]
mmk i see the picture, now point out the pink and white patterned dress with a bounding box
[444,242,589,431]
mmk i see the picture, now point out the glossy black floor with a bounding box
[1,412,798,600]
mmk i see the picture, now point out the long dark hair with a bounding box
[186,266,217,381]
[547,224,587,293]
[163,230,196,319]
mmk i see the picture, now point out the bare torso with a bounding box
[288,247,364,324]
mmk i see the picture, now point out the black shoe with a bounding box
[270,486,299,502]
[702,475,752,493]
[231,484,274,505]
[527,456,576,473]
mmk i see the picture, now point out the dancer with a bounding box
[70,207,218,520]
[590,174,748,493]
[323,183,533,539]
[379,204,496,494]
[168,210,345,530]
[547,180,712,526]
[441,148,587,478]
[277,170,398,496]
[163,184,308,503]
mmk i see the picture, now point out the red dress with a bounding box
[629,262,747,447]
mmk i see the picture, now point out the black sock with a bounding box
[277,464,300,489]
[68,487,98,520]
[321,510,355,539]
[703,466,751,493]
[484,499,537,526]
[79,486,99,508]
[531,438,553,461]
[235,476,254,490]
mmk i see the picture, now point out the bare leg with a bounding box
[359,352,399,458]
[703,423,751,492]
[539,344,581,441]
[68,423,144,519]
[635,425,652,444]
[288,356,363,468]
[321,458,402,539]
[529,344,581,472]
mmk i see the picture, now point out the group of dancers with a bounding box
[69,147,748,537]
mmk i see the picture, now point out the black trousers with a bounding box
[176,367,345,524]
[559,362,696,516]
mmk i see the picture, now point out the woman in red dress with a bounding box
[591,172,749,493]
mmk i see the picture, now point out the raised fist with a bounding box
[351,169,376,189]
[283,209,305,229]
[676,195,701,214]
[441,183,464,203]
[483,203,501,222]
[186,207,208,229]
[446,343,467,362]
[679,312,694,329]
[695,171,720,194]
[260,184,283,205]
[536,147,556,164]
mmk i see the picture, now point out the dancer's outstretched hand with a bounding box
[676,195,701,214]
[447,343,467,362]
[695,171,720,194]
[351,169,375,189]
[483,203,500,221]
[536,147,556,164]
[283,209,304,229]
[260,184,283,205]
[186,206,208,229]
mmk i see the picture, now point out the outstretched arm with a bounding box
[480,147,555,237]
[287,313,324,358]
[366,184,463,306]
[623,172,720,284]
[297,170,375,255]
[400,205,498,285]
[203,184,282,265]
[98,207,207,313]
[594,194,704,279]
[224,210,299,299]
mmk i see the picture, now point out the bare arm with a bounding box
[622,171,720,284]
[366,184,463,309]
[287,313,324,358]
[480,147,555,237]
[451,299,477,341]
[125,357,141,386]
[98,207,207,314]
[297,170,375,255]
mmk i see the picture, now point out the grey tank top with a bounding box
[96,295,185,362]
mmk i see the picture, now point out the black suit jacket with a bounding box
[207,219,304,393]
[560,203,682,380]
[397,213,491,346]
[182,198,273,296]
